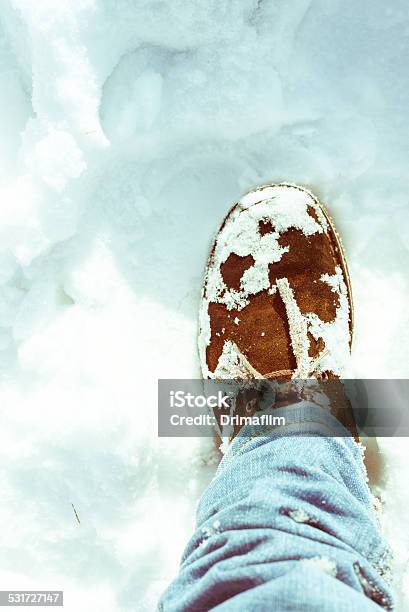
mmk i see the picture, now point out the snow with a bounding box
[0,0,408,610]
[289,508,312,524]
[303,556,338,578]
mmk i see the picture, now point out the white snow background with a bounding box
[0,1,408,610]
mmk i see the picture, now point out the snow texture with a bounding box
[0,1,408,610]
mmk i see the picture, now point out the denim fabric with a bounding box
[159,402,393,611]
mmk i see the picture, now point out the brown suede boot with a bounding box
[198,183,355,441]
[199,183,353,380]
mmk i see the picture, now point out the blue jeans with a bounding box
[159,402,393,611]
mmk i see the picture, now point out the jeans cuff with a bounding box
[225,401,355,459]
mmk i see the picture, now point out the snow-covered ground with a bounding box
[0,1,408,610]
